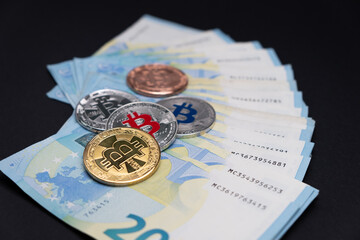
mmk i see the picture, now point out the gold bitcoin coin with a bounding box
[83,127,161,186]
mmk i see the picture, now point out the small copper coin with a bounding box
[126,64,188,97]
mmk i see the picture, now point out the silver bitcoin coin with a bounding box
[157,96,216,138]
[106,102,178,151]
[75,89,139,132]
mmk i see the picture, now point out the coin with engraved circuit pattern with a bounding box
[83,127,160,186]
[126,64,188,97]
[75,89,139,132]
[157,96,216,138]
[106,102,178,151]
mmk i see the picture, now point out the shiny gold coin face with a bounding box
[83,127,161,186]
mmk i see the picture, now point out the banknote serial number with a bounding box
[227,169,284,194]
[254,130,285,138]
[83,199,110,218]
[229,75,277,81]
[232,139,288,153]
[211,183,267,210]
[230,151,287,168]
[230,97,282,104]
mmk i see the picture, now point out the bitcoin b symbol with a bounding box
[122,112,160,137]
[94,96,119,119]
[95,136,148,173]
[172,102,197,124]
[85,96,119,120]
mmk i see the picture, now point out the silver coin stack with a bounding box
[75,88,215,151]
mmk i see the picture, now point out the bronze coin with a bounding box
[126,64,188,97]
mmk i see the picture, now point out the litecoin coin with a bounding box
[83,127,161,186]
[75,89,139,132]
[126,64,188,97]
[106,102,178,151]
[157,96,216,138]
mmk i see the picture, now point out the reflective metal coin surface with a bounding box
[75,89,139,132]
[157,96,216,138]
[83,127,160,186]
[106,102,178,151]
[126,64,188,97]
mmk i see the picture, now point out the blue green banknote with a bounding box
[47,54,303,115]
[0,114,318,239]
[53,73,313,180]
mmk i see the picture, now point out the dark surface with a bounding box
[0,1,359,239]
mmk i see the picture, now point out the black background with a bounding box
[1,1,359,239]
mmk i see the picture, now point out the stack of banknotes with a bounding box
[0,15,318,239]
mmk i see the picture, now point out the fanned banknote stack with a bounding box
[0,15,318,239]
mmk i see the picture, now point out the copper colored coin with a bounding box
[126,64,188,97]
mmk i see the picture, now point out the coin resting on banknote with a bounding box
[126,63,188,97]
[106,102,178,151]
[75,89,139,132]
[157,96,216,138]
[83,127,160,186]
